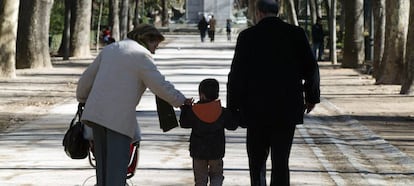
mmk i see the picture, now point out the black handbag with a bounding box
[155,96,178,132]
[62,103,90,159]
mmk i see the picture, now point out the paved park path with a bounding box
[0,34,413,186]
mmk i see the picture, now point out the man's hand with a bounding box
[304,102,316,114]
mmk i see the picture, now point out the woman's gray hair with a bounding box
[256,0,279,15]
[127,24,165,44]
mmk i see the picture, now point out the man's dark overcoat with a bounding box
[227,17,320,127]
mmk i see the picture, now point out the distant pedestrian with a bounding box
[208,15,217,42]
[198,16,209,42]
[227,0,320,185]
[312,17,325,61]
[102,27,113,45]
[226,19,232,41]
[180,78,238,186]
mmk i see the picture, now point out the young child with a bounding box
[179,78,238,186]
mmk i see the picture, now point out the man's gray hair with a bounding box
[256,0,279,15]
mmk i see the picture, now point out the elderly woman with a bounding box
[76,24,192,186]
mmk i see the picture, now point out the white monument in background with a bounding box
[186,0,232,27]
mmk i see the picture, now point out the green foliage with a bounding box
[50,0,64,35]
[91,0,110,29]
[140,16,151,24]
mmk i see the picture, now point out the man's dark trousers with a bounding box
[247,123,296,186]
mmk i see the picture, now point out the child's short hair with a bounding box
[199,78,219,100]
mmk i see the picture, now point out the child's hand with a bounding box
[184,98,194,105]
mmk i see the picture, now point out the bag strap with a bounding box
[70,103,84,127]
[77,103,84,121]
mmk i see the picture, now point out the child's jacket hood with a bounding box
[191,99,222,123]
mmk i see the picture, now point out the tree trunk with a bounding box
[285,0,299,26]
[132,0,140,28]
[376,0,409,84]
[119,0,128,40]
[315,0,323,19]
[248,0,256,25]
[57,0,71,59]
[127,0,133,31]
[70,0,91,58]
[309,0,317,24]
[110,0,120,41]
[372,0,386,79]
[338,0,345,43]
[342,0,364,68]
[322,0,331,61]
[400,0,414,94]
[16,0,53,69]
[96,0,103,52]
[328,0,337,64]
[0,0,19,78]
[161,0,168,27]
